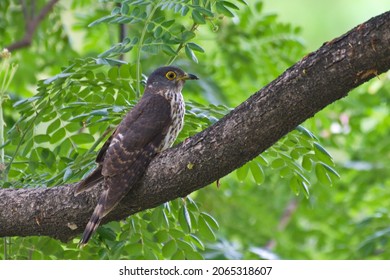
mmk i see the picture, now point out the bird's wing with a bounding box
[95,129,117,165]
[74,126,123,193]
[101,92,172,177]
[78,93,173,246]
[74,93,172,194]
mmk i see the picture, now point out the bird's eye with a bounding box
[165,71,177,80]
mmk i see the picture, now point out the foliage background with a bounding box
[0,0,390,259]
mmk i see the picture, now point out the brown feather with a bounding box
[74,166,103,194]
[79,188,108,246]
[78,93,172,246]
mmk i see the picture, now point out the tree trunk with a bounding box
[1,11,390,242]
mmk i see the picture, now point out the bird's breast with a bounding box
[159,90,185,151]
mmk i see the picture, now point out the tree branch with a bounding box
[6,0,60,52]
[1,12,390,242]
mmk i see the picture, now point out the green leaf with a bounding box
[301,181,310,198]
[41,110,56,122]
[177,239,194,253]
[237,0,248,5]
[314,142,332,160]
[161,19,175,28]
[322,163,341,180]
[271,158,285,169]
[189,234,205,250]
[124,243,143,257]
[178,205,192,233]
[290,177,300,195]
[249,161,264,184]
[85,70,95,80]
[88,15,116,27]
[236,163,249,181]
[119,64,131,79]
[162,239,177,258]
[63,167,73,182]
[33,134,51,144]
[90,109,108,116]
[146,22,155,32]
[200,212,219,230]
[121,3,130,15]
[181,5,190,16]
[194,6,214,17]
[181,31,196,42]
[198,215,216,241]
[151,207,164,228]
[38,148,56,168]
[153,26,163,38]
[162,44,177,56]
[256,154,269,166]
[169,228,185,239]
[154,230,169,243]
[216,2,235,17]
[302,155,313,171]
[192,10,205,24]
[187,42,205,53]
[185,44,198,63]
[50,128,66,144]
[108,67,118,81]
[171,249,185,260]
[183,250,203,260]
[279,166,291,178]
[296,125,316,139]
[70,133,95,145]
[65,122,81,133]
[315,163,332,185]
[221,1,240,10]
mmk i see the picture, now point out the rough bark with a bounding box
[1,11,390,242]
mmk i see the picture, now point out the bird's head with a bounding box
[146,66,198,93]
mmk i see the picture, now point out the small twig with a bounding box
[135,2,161,97]
[118,23,127,61]
[20,0,29,26]
[6,0,60,52]
[167,22,198,65]
[116,2,127,61]
[265,199,298,250]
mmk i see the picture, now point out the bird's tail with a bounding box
[78,173,139,246]
[74,166,103,195]
[78,188,109,247]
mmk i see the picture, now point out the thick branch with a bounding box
[1,12,390,242]
[6,0,60,52]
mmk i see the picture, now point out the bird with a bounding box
[74,66,198,246]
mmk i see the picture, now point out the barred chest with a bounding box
[159,90,185,151]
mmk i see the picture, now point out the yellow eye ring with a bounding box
[165,71,177,80]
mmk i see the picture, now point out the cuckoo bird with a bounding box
[75,66,198,246]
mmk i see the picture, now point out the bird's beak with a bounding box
[179,73,199,80]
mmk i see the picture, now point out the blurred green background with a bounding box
[265,0,390,50]
[0,0,389,260]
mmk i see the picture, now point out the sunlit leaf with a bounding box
[249,161,264,184]
[178,205,192,233]
[154,230,169,243]
[185,44,198,63]
[162,239,177,258]
[198,215,216,241]
[216,2,235,17]
[192,10,205,24]
[315,163,332,185]
[70,133,95,145]
[187,42,205,53]
[236,163,249,181]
